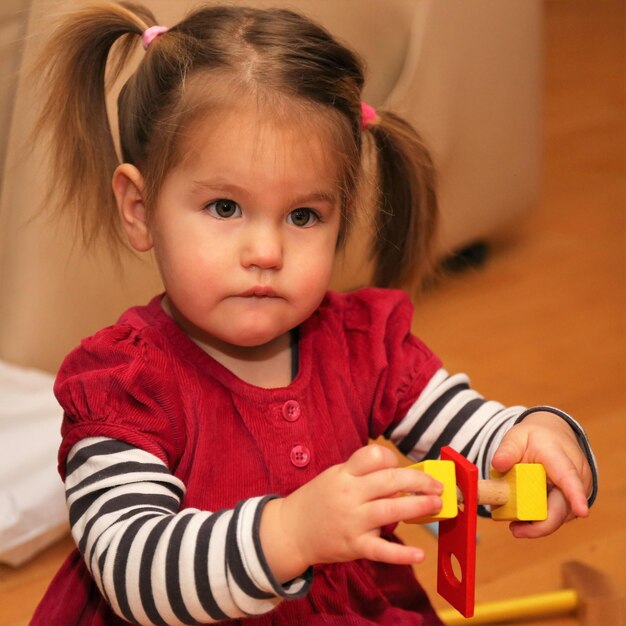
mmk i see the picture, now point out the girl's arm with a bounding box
[259,445,444,583]
[385,368,598,533]
[259,367,598,583]
[490,407,596,537]
[65,437,311,625]
[69,436,444,617]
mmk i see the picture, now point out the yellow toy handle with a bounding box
[436,589,578,625]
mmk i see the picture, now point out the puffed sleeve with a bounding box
[54,324,183,478]
[338,288,442,439]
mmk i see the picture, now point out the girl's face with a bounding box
[147,106,342,353]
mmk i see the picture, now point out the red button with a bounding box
[290,445,311,468]
[282,400,301,422]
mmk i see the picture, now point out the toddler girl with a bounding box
[31,3,597,625]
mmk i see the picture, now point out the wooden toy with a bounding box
[405,459,458,523]
[487,464,547,521]
[437,447,479,617]
[436,561,625,625]
[405,446,548,617]
[406,456,547,524]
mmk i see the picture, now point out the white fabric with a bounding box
[0,359,67,566]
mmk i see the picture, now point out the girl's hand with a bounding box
[260,445,443,583]
[491,411,593,539]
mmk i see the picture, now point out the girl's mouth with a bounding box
[239,286,278,298]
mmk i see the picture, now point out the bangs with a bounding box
[138,72,360,244]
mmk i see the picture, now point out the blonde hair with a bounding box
[34,1,438,287]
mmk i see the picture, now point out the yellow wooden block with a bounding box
[404,460,457,524]
[490,464,547,521]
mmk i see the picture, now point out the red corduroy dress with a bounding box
[32,288,443,625]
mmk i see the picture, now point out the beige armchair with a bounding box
[0,0,542,374]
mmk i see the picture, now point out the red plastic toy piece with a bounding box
[437,446,478,618]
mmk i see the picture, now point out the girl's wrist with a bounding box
[259,497,312,584]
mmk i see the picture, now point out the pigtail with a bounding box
[368,111,438,289]
[32,2,156,250]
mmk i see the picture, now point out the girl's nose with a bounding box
[241,224,283,270]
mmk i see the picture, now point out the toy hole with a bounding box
[441,550,464,587]
[450,552,463,584]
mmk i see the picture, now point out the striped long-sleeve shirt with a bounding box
[64,369,597,625]
[47,290,598,625]
[66,437,304,624]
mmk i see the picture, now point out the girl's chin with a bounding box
[225,329,288,349]
[221,316,298,348]
[201,324,291,351]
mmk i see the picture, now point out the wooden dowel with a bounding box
[437,589,579,625]
[476,479,509,507]
[458,480,510,507]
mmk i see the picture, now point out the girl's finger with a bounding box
[365,493,443,529]
[509,488,571,538]
[536,451,590,518]
[361,535,426,566]
[360,466,443,501]
[344,445,399,477]
[491,431,526,473]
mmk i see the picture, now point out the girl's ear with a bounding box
[112,164,153,252]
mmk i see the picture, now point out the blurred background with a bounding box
[0,1,624,624]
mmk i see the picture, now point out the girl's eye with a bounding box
[288,208,319,228]
[206,199,241,219]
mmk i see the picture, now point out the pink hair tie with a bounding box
[142,25,169,50]
[360,101,378,129]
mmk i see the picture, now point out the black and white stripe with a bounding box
[65,437,310,625]
[387,369,526,480]
[387,368,598,503]
[65,372,598,623]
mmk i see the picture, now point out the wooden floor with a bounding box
[398,0,626,623]
[1,1,624,624]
